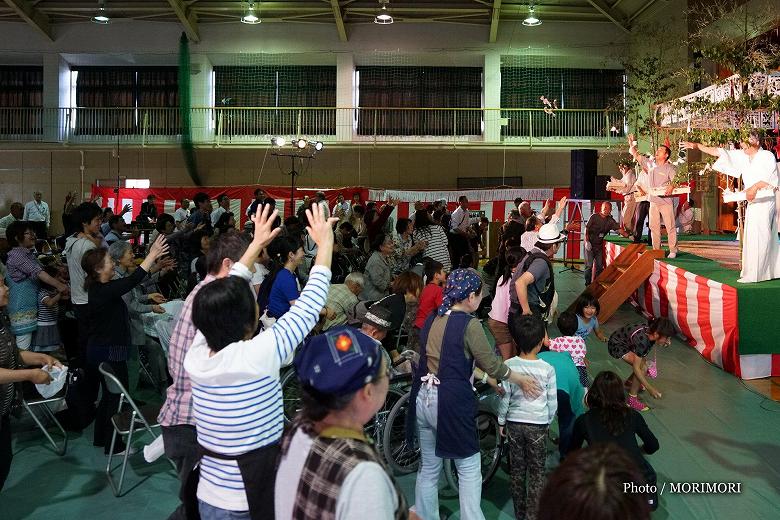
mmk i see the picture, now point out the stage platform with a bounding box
[606,235,780,380]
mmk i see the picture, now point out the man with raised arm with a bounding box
[628,133,678,258]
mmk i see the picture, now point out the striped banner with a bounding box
[604,241,749,378]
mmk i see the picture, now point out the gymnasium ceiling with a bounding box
[0,0,670,43]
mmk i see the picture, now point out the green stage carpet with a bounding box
[607,236,780,355]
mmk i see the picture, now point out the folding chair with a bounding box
[18,382,68,456]
[98,362,166,497]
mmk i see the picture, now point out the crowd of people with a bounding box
[0,181,678,520]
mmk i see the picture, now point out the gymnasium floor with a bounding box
[5,267,780,519]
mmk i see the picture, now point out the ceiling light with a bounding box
[241,3,261,24]
[296,138,308,149]
[271,136,286,147]
[91,1,110,24]
[374,0,393,25]
[523,5,542,27]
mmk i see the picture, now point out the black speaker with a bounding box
[570,149,599,199]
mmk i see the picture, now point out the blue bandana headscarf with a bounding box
[437,268,483,316]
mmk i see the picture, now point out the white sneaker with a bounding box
[668,252,677,259]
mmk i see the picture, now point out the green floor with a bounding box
[5,267,780,519]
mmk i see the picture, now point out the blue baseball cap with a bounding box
[294,326,385,396]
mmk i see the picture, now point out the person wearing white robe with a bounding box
[684,134,780,283]
[608,163,638,232]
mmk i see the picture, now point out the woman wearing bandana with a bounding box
[408,269,542,520]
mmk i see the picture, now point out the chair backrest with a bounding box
[98,362,155,430]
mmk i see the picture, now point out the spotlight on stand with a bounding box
[271,136,286,147]
[296,138,308,149]
[91,1,110,24]
[522,4,542,26]
[313,141,324,151]
[374,0,393,24]
[241,2,261,24]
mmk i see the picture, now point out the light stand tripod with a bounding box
[272,152,315,216]
[561,199,586,273]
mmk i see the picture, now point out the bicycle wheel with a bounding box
[443,411,503,491]
[370,386,406,456]
[382,391,420,475]
[279,366,302,424]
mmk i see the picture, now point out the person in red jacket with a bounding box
[410,259,446,352]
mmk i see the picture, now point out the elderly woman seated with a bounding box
[360,233,395,301]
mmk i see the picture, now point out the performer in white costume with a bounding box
[608,162,637,233]
[684,132,780,283]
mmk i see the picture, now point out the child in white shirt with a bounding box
[499,314,557,520]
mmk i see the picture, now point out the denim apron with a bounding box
[408,311,479,459]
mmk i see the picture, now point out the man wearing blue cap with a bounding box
[275,326,413,520]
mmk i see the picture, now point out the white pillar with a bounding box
[42,54,69,142]
[190,54,214,144]
[483,52,502,144]
[336,53,355,143]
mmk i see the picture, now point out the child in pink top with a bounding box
[410,259,446,351]
[487,246,525,360]
[549,311,590,387]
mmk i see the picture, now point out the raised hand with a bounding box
[239,202,282,270]
[305,201,339,249]
[251,202,281,250]
[681,141,697,150]
[147,235,169,261]
[157,257,176,274]
[140,235,169,272]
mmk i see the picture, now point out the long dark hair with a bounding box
[500,246,527,287]
[538,444,650,520]
[256,234,303,313]
[586,371,629,436]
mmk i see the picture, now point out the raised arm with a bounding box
[681,141,721,157]
[262,202,338,367]
[239,203,282,270]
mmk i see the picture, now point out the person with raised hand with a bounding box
[79,234,168,455]
[160,204,278,519]
[182,201,337,520]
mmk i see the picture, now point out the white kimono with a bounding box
[714,148,780,283]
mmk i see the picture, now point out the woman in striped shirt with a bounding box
[184,203,337,519]
[412,210,452,273]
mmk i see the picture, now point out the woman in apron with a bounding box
[408,269,541,520]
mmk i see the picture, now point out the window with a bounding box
[73,67,180,135]
[356,66,483,136]
[500,67,624,137]
[214,66,336,136]
[0,66,44,136]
